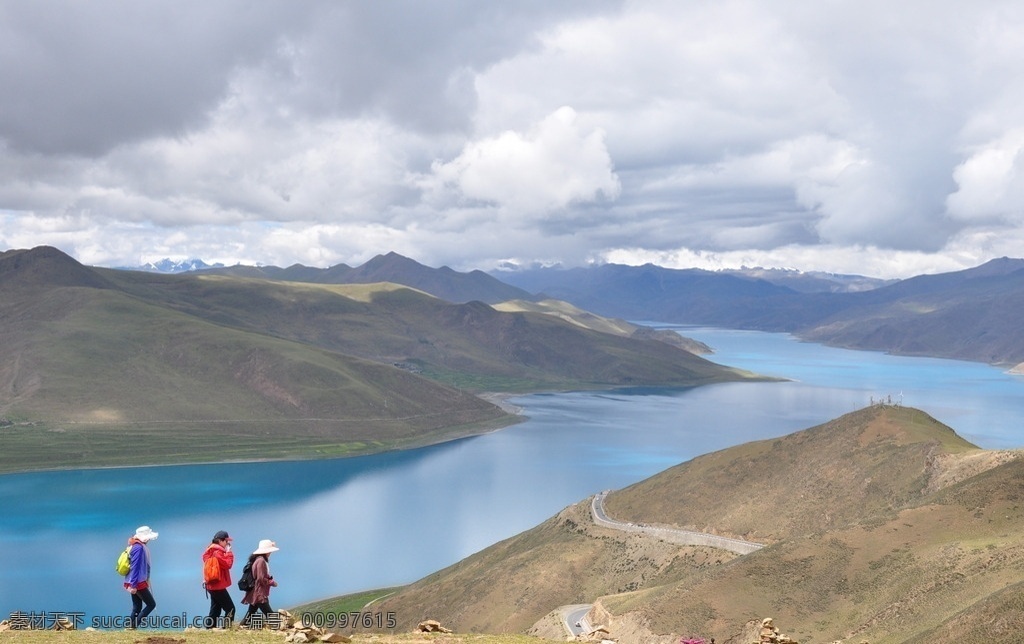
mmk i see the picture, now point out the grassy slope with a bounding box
[491,299,640,336]
[0,283,510,472]
[367,406,1024,643]
[0,247,751,472]
[604,406,977,542]
[293,587,404,616]
[99,270,743,392]
[369,501,735,635]
[492,299,712,355]
[604,454,1024,644]
[905,581,1024,643]
[599,407,1024,643]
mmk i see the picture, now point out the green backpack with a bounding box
[116,547,131,576]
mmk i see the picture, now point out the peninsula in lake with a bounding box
[0,246,752,473]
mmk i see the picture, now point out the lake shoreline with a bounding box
[0,378,751,476]
[0,393,530,478]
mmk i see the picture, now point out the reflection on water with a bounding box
[1,327,1022,622]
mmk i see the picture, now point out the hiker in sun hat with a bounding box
[202,529,236,628]
[239,539,280,628]
[125,525,158,629]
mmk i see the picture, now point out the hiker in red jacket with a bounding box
[202,530,235,628]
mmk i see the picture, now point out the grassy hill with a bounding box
[492,299,712,355]
[603,405,977,542]
[95,270,741,392]
[364,406,1024,643]
[0,265,509,473]
[0,247,750,472]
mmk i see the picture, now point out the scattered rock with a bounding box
[576,625,613,641]
[0,616,78,631]
[236,608,352,643]
[752,617,800,644]
[416,619,453,633]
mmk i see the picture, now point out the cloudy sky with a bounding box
[2,1,1024,278]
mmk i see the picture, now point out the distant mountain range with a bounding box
[123,258,226,273]
[495,263,896,295]
[128,251,533,304]
[129,254,892,295]
[138,251,1024,368]
[493,258,1024,367]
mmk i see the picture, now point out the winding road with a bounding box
[591,490,764,554]
[562,604,592,637]
[555,490,765,638]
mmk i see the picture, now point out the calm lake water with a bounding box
[1,327,1022,626]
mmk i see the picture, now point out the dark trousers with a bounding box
[130,588,156,628]
[240,601,274,627]
[206,588,235,628]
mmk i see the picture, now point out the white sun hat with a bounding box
[134,525,159,541]
[253,539,279,555]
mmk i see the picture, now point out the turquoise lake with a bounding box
[1,327,1022,626]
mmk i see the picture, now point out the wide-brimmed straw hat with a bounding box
[253,539,279,555]
[134,525,159,541]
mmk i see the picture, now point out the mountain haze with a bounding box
[720,266,896,293]
[493,263,799,323]
[494,259,1024,367]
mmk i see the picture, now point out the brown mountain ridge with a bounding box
[363,405,1024,644]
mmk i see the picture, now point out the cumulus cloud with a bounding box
[423,106,620,214]
[3,0,1024,278]
[947,129,1024,224]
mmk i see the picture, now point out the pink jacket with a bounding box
[242,555,275,605]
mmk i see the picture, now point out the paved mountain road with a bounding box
[553,490,764,638]
[591,490,764,554]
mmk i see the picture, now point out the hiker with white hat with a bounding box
[124,525,158,628]
[239,539,280,628]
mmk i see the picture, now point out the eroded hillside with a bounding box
[369,406,1024,644]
